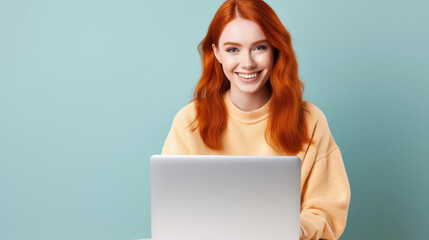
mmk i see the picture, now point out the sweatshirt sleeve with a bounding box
[299,107,351,240]
[161,107,192,155]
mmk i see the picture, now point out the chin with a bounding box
[237,85,263,94]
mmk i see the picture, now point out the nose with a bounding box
[242,51,256,69]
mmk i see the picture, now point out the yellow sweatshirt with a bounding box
[161,94,351,240]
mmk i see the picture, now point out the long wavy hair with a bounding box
[193,0,311,155]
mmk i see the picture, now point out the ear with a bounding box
[212,43,222,64]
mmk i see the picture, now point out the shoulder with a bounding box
[162,101,197,155]
[303,101,339,154]
[304,101,335,143]
[304,101,329,127]
[172,100,197,126]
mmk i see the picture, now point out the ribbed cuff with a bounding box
[300,217,315,239]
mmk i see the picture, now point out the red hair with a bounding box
[193,0,311,155]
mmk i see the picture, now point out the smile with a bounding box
[235,71,262,82]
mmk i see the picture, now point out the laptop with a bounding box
[151,155,301,240]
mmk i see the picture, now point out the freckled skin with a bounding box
[212,17,274,111]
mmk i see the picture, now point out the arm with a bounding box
[299,105,351,240]
[300,148,350,239]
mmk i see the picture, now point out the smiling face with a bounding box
[212,17,274,107]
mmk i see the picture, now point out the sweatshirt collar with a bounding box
[223,92,270,124]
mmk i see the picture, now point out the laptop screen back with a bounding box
[151,155,301,240]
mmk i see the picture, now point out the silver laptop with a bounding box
[151,155,301,240]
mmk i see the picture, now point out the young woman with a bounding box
[162,0,350,239]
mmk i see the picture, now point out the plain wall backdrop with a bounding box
[1,0,428,239]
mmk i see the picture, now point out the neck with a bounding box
[228,86,271,112]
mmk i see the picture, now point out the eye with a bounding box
[226,47,238,53]
[254,45,268,51]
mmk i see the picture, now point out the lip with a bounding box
[235,71,262,83]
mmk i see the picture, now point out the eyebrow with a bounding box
[223,39,269,47]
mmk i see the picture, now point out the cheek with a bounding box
[221,57,239,72]
[256,53,274,68]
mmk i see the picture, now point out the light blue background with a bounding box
[1,0,428,239]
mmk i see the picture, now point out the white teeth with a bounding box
[238,72,259,79]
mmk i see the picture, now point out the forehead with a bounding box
[218,18,267,45]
